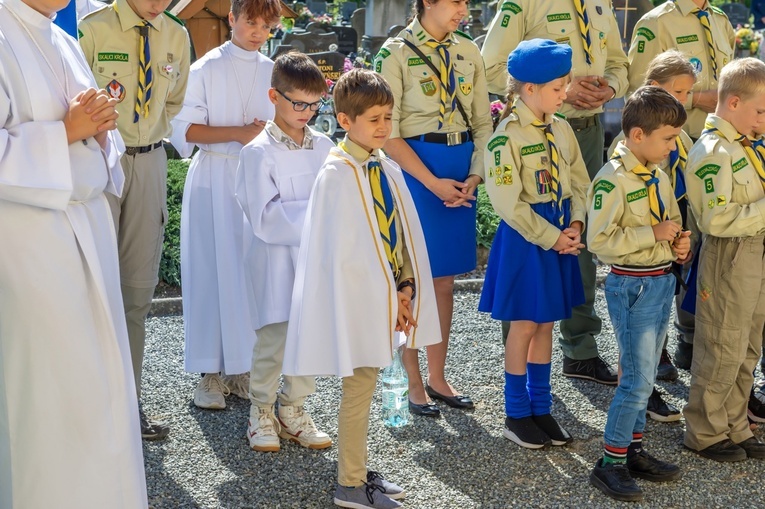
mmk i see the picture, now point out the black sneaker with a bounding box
[140,408,169,441]
[736,437,765,459]
[562,356,617,385]
[590,458,643,502]
[656,349,679,382]
[748,388,765,423]
[646,388,681,422]
[532,414,572,446]
[673,341,693,371]
[503,416,551,449]
[627,450,682,482]
[691,439,747,462]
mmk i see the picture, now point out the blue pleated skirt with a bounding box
[479,199,585,323]
[403,138,477,278]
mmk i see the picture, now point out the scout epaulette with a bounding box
[454,29,473,41]
[164,10,185,26]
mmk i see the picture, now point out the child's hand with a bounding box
[652,220,681,243]
[395,290,417,335]
[64,89,115,144]
[553,229,585,255]
[238,119,267,145]
[672,230,692,262]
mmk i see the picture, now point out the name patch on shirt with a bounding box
[98,52,129,62]
[676,34,699,45]
[500,1,522,14]
[593,180,615,194]
[636,27,655,41]
[627,188,648,203]
[732,158,748,173]
[488,136,509,151]
[547,13,572,22]
[521,143,546,156]
[695,163,721,178]
[408,57,427,66]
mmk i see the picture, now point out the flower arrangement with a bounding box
[735,24,762,55]
[311,13,334,25]
[490,100,505,128]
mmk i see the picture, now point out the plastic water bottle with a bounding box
[381,347,409,428]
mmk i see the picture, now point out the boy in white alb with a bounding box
[236,52,335,451]
[169,0,281,409]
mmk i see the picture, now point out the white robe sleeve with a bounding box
[0,86,72,210]
[102,130,125,198]
[168,63,208,158]
[236,143,306,247]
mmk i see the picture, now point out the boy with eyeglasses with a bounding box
[235,51,335,452]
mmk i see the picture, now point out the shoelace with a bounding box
[257,409,276,432]
[366,471,389,494]
[289,406,319,433]
[204,375,231,396]
[362,479,387,504]
[225,373,248,396]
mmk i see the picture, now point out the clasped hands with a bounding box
[652,220,692,263]
[428,174,482,208]
[64,87,119,147]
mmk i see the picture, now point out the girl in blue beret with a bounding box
[479,39,590,449]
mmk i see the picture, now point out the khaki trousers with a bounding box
[108,148,168,397]
[249,322,316,411]
[337,367,379,487]
[684,235,765,450]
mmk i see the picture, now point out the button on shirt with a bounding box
[587,142,681,266]
[481,0,628,118]
[78,0,190,146]
[628,0,735,138]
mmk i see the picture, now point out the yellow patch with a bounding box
[716,195,727,206]
[495,176,503,186]
[708,199,715,209]
[699,283,712,302]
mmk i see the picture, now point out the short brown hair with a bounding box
[271,52,328,96]
[622,86,686,136]
[719,57,765,102]
[333,69,394,120]
[231,0,281,23]
[644,50,696,86]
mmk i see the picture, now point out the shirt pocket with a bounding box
[545,12,578,45]
[588,1,613,57]
[95,62,133,104]
[627,189,651,219]
[155,61,182,102]
[521,153,552,198]
[732,167,754,204]
[277,171,316,202]
[452,59,475,100]
[407,62,440,101]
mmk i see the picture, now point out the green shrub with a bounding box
[160,158,189,286]
[476,184,500,248]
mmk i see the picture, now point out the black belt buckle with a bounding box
[125,141,162,156]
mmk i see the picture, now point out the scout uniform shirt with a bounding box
[375,17,493,178]
[485,100,590,250]
[587,142,681,266]
[628,0,735,139]
[685,115,765,237]
[480,0,628,118]
[78,0,190,147]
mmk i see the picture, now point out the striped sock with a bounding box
[603,444,628,464]
[628,432,643,457]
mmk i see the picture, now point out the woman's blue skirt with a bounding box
[403,138,476,278]
[479,199,585,323]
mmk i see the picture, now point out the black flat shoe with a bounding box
[425,383,474,409]
[408,400,441,417]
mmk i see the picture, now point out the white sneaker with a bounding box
[247,407,280,452]
[221,372,249,400]
[193,373,230,410]
[277,403,332,449]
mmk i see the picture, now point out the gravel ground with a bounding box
[141,275,765,508]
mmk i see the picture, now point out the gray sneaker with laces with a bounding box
[333,483,402,509]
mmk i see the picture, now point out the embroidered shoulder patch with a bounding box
[636,27,655,41]
[695,164,721,178]
[637,40,645,53]
[521,143,545,156]
[501,14,511,27]
[732,158,748,173]
[487,136,509,151]
[547,13,572,22]
[454,29,473,41]
[627,188,648,203]
[676,34,699,45]
[594,194,603,210]
[554,112,567,120]
[593,180,615,194]
[500,1,522,14]
[376,48,391,60]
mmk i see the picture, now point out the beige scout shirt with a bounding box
[587,142,681,266]
[608,129,694,175]
[484,100,591,250]
[686,115,765,238]
[79,0,190,147]
[480,0,628,118]
[341,137,414,285]
[627,0,735,139]
[375,18,493,179]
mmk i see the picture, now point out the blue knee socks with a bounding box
[527,362,552,416]
[504,371,531,418]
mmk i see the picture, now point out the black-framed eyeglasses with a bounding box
[276,89,322,112]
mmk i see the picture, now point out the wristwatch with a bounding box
[397,280,416,299]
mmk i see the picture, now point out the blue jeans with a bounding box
[603,273,674,447]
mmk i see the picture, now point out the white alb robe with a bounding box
[76,0,102,19]
[0,0,147,507]
[236,128,335,331]
[283,147,442,377]
[169,42,274,374]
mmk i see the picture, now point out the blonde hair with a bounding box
[719,57,765,102]
[644,50,696,86]
[498,73,570,122]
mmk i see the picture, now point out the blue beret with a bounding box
[507,39,573,84]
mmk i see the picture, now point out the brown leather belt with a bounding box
[125,141,163,156]
[567,115,597,130]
